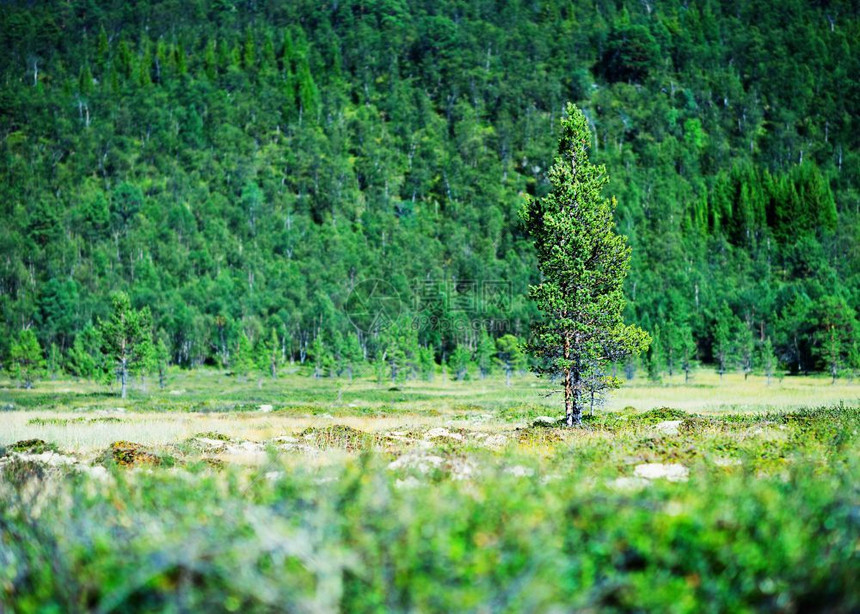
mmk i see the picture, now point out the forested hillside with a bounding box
[1,0,858,379]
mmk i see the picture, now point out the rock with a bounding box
[610,476,650,491]
[101,441,161,467]
[277,442,318,455]
[259,404,274,412]
[450,458,476,481]
[425,427,464,441]
[633,463,689,482]
[465,413,494,423]
[15,451,77,466]
[9,439,56,454]
[532,416,561,428]
[225,441,265,454]
[195,437,230,450]
[394,476,421,490]
[653,420,683,435]
[382,432,417,445]
[480,434,508,449]
[273,436,317,454]
[505,465,534,478]
[388,454,445,473]
[78,465,110,480]
[713,457,742,467]
[300,425,368,450]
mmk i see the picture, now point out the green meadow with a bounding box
[1,371,858,612]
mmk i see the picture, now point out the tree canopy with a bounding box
[0,0,857,382]
[522,103,649,425]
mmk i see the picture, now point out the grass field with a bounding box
[1,369,858,612]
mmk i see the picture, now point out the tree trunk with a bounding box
[120,359,128,399]
[571,368,582,426]
[564,366,573,426]
[563,335,573,426]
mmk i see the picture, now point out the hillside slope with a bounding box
[0,0,857,375]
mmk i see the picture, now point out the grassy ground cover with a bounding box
[1,370,858,612]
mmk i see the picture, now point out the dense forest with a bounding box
[1,0,858,382]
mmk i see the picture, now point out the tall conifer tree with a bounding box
[521,103,649,426]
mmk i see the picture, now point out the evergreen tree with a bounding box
[647,324,665,382]
[99,292,153,399]
[214,315,232,369]
[848,340,860,381]
[233,332,254,380]
[65,325,101,380]
[813,296,857,384]
[8,329,46,389]
[417,345,436,381]
[495,334,525,386]
[311,334,330,379]
[294,50,319,121]
[204,38,217,80]
[153,336,170,390]
[385,327,408,383]
[242,28,256,71]
[736,323,756,380]
[679,324,697,384]
[664,322,680,377]
[521,103,648,426]
[47,342,61,380]
[760,336,777,385]
[260,328,281,378]
[96,25,109,72]
[583,361,616,417]
[475,328,495,379]
[449,346,472,382]
[342,333,364,380]
[820,326,842,384]
[713,302,735,380]
[374,345,388,385]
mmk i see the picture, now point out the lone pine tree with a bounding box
[100,292,153,399]
[521,103,649,426]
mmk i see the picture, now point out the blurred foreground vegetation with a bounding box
[1,398,858,612]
